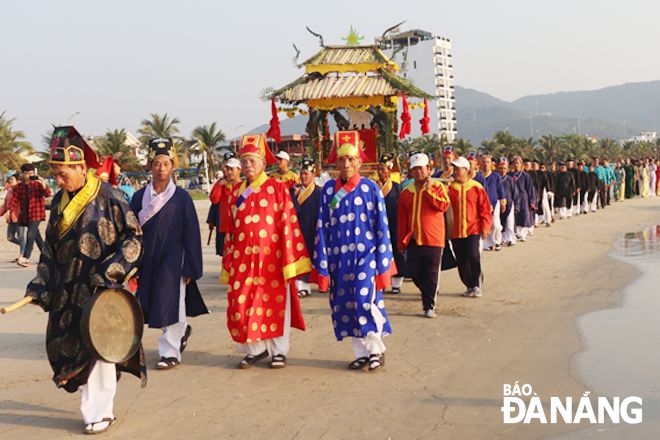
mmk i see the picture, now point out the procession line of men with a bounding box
[21,125,641,434]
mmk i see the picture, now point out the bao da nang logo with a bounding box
[502,382,642,424]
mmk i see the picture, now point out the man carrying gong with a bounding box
[24,126,145,434]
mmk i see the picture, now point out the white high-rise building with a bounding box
[378,29,457,141]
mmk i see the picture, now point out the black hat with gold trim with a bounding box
[379,152,401,172]
[300,156,315,172]
[49,126,101,169]
[148,137,179,168]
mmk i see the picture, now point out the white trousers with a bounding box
[236,284,292,357]
[352,285,387,358]
[573,192,581,216]
[591,194,598,212]
[516,225,531,240]
[295,278,311,293]
[483,201,502,249]
[81,360,116,424]
[502,210,516,245]
[582,192,590,213]
[391,276,404,288]
[541,190,553,224]
[559,207,568,218]
[159,277,187,361]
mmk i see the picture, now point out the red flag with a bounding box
[419,98,430,135]
[266,99,281,143]
[399,94,411,140]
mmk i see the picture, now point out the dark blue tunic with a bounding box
[509,171,537,228]
[291,184,322,258]
[131,187,208,328]
[381,181,407,278]
[206,202,225,256]
[500,174,515,225]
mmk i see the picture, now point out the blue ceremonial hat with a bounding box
[466,151,479,162]
[498,157,508,165]
[442,145,456,157]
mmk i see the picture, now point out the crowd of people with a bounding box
[6,124,657,435]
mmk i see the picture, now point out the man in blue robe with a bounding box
[497,157,516,246]
[377,152,406,293]
[291,156,322,298]
[312,130,396,372]
[479,154,506,251]
[509,156,537,242]
[131,138,208,370]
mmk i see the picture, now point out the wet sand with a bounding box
[1,197,660,439]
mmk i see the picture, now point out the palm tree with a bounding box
[95,128,142,172]
[137,113,187,167]
[0,112,34,186]
[536,134,561,163]
[479,139,502,159]
[511,136,535,160]
[189,123,226,175]
[452,138,473,156]
[597,138,621,161]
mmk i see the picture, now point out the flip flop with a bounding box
[348,356,369,370]
[180,325,192,354]
[84,417,116,435]
[270,354,287,369]
[156,357,179,370]
[238,350,268,369]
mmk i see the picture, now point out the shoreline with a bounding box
[1,197,660,439]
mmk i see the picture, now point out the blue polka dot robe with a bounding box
[312,173,396,342]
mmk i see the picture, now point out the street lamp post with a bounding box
[232,124,244,151]
[68,111,81,124]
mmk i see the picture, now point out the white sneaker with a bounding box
[471,287,483,298]
[425,309,437,318]
[17,258,29,267]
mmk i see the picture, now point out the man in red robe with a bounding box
[221,134,311,369]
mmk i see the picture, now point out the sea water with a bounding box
[551,226,660,439]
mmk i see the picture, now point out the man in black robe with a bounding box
[291,157,322,297]
[25,126,145,434]
[555,162,576,219]
[566,159,581,217]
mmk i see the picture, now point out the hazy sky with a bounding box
[3,0,659,150]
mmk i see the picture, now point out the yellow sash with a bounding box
[58,172,101,238]
[379,179,393,198]
[297,182,315,205]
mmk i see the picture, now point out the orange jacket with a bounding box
[448,180,492,239]
[397,180,450,248]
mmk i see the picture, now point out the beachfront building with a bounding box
[377,29,457,141]
[625,131,658,144]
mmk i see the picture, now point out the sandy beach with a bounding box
[1,196,659,439]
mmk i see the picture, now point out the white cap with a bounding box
[226,158,242,168]
[451,157,470,169]
[275,151,290,161]
[409,153,430,169]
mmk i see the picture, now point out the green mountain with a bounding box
[454,81,658,143]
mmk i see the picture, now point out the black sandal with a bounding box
[270,354,287,369]
[348,356,369,370]
[368,353,385,372]
[238,350,268,369]
[180,325,192,353]
[84,417,116,434]
[156,357,179,370]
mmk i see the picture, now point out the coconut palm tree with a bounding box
[189,123,226,175]
[137,113,187,167]
[95,128,141,172]
[536,134,561,163]
[452,138,473,156]
[0,112,34,186]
